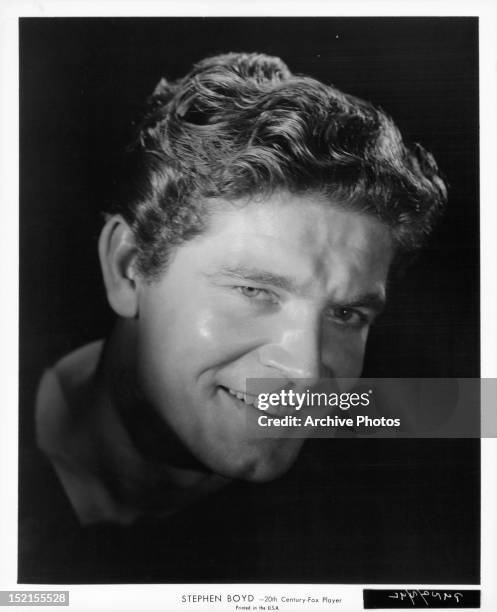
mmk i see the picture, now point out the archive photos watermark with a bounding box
[235,378,494,438]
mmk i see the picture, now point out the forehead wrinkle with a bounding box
[321,260,385,304]
[204,230,390,303]
[198,197,392,302]
[290,211,391,292]
[200,229,320,295]
[304,241,377,296]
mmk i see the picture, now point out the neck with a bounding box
[43,319,229,525]
[103,319,213,474]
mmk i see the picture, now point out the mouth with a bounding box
[217,385,296,419]
[219,386,262,410]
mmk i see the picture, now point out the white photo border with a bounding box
[1,1,496,610]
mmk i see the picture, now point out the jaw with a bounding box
[201,433,306,482]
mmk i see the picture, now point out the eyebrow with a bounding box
[336,292,387,314]
[210,264,301,294]
[210,264,387,312]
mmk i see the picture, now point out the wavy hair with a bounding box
[112,52,447,279]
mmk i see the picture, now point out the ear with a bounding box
[98,215,140,318]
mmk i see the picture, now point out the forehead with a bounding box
[195,191,393,298]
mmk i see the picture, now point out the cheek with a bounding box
[188,307,255,348]
[169,284,276,355]
[321,328,368,378]
[137,291,263,379]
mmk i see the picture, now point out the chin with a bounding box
[210,440,304,483]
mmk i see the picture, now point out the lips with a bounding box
[218,385,297,418]
[223,386,261,408]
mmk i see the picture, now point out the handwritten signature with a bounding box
[388,590,464,606]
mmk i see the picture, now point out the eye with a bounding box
[236,286,277,304]
[239,286,263,298]
[326,307,369,328]
[334,307,356,322]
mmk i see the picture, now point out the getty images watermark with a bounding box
[238,378,495,439]
[255,387,392,429]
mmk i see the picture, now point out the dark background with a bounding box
[19,17,480,583]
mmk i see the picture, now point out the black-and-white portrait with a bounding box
[18,17,479,585]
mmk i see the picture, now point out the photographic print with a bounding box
[4,5,494,610]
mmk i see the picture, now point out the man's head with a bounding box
[99,52,447,481]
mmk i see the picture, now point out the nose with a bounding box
[257,313,323,382]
